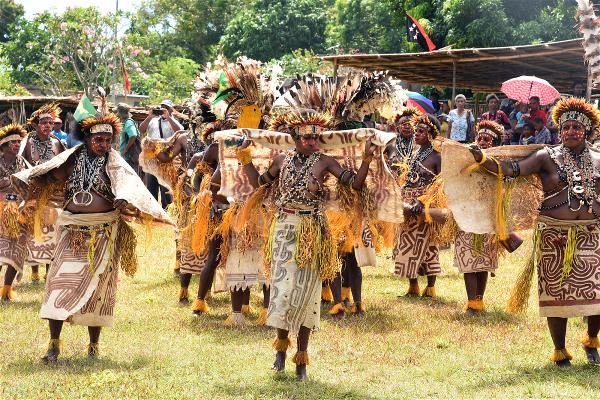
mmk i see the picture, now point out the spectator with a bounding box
[509,102,528,144]
[447,94,475,143]
[546,99,560,144]
[480,94,511,130]
[573,81,586,98]
[522,96,547,126]
[533,117,552,144]
[439,101,451,137]
[117,103,140,171]
[139,99,183,208]
[520,121,536,145]
[51,117,67,141]
[428,90,441,115]
[139,99,183,139]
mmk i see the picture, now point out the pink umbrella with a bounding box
[501,75,560,105]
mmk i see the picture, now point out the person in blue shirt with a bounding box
[51,118,67,141]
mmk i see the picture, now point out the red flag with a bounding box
[406,13,436,52]
[120,55,131,94]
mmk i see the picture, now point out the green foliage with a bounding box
[140,57,200,104]
[327,0,405,54]
[0,0,24,43]
[219,0,329,61]
[130,0,244,64]
[266,49,332,77]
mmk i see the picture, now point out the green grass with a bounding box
[1,228,600,399]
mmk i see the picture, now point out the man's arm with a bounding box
[156,134,185,163]
[325,139,376,191]
[139,113,153,134]
[470,147,546,178]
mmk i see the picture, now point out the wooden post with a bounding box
[586,64,592,102]
[333,59,338,78]
[452,61,457,101]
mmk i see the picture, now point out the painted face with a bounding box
[86,132,113,156]
[414,124,432,146]
[398,117,414,138]
[476,133,494,149]
[35,117,53,137]
[297,134,319,153]
[560,120,586,148]
[2,140,21,157]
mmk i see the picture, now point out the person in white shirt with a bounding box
[447,94,475,143]
[139,99,184,207]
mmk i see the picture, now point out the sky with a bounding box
[17,0,142,18]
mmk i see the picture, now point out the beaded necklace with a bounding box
[0,155,23,178]
[396,135,414,160]
[31,133,54,164]
[405,144,434,188]
[65,147,113,206]
[547,144,598,214]
[277,150,322,209]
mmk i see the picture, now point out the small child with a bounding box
[520,122,535,145]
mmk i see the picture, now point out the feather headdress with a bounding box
[412,114,441,139]
[28,103,61,124]
[394,107,422,124]
[278,72,394,128]
[552,97,600,133]
[285,111,332,139]
[577,0,600,84]
[0,123,27,146]
[80,87,121,137]
[476,120,504,145]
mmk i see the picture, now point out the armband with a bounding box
[236,147,253,166]
[510,160,520,177]
[338,169,356,186]
[258,170,275,186]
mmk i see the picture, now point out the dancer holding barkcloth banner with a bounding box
[12,92,172,363]
[467,97,600,367]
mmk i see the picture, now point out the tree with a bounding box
[219,0,330,61]
[139,57,200,104]
[129,0,244,64]
[0,0,24,42]
[266,49,332,77]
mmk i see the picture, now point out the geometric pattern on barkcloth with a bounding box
[26,223,56,264]
[179,246,208,275]
[44,227,111,313]
[0,225,28,273]
[454,231,498,274]
[393,219,441,278]
[538,225,600,308]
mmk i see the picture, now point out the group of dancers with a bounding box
[1,60,600,380]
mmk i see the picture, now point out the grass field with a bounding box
[1,227,600,400]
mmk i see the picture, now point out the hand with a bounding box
[161,108,170,118]
[113,199,129,210]
[468,144,483,163]
[239,138,253,149]
[363,138,376,160]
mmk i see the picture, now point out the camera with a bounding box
[152,107,162,116]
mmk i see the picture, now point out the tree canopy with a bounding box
[0,0,582,99]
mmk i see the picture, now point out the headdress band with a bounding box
[477,128,498,139]
[37,113,54,121]
[90,124,114,134]
[293,125,326,137]
[0,134,23,146]
[559,111,592,131]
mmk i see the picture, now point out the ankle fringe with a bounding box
[31,272,40,281]
[321,286,333,302]
[550,348,573,362]
[191,299,209,313]
[351,302,366,313]
[341,287,352,302]
[0,285,14,300]
[582,334,600,349]
[422,286,436,298]
[241,304,254,315]
[272,338,292,352]
[254,308,268,325]
[407,282,420,296]
[88,342,99,356]
[178,287,189,300]
[328,303,346,315]
[465,299,485,311]
[47,339,62,351]
[292,351,309,366]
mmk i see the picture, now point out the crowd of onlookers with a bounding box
[428,81,588,146]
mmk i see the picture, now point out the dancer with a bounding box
[470,97,600,366]
[236,110,376,380]
[12,97,171,362]
[394,114,443,297]
[0,124,30,302]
